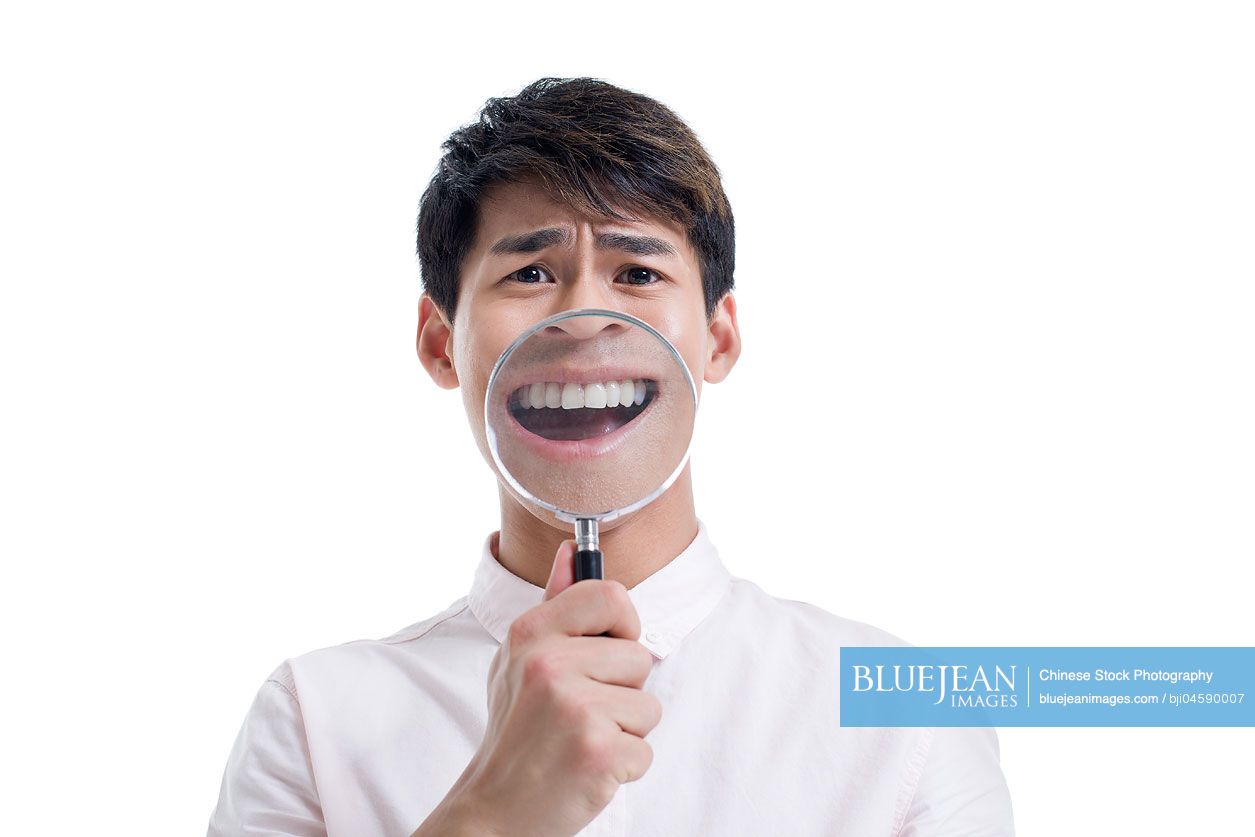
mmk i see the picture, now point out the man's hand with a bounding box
[413,540,661,837]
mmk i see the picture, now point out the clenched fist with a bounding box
[413,539,662,837]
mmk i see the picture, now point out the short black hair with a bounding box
[417,77,735,320]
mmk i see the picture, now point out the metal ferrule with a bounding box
[575,518,599,552]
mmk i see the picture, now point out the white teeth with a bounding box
[514,378,651,410]
[561,382,583,409]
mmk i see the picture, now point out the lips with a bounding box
[494,363,662,463]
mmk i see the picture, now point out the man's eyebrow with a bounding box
[595,231,677,258]
[487,227,678,258]
[488,227,572,255]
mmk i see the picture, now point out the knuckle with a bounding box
[602,580,630,610]
[615,738,651,784]
[507,614,538,647]
[641,693,663,729]
[519,648,560,690]
[576,729,614,774]
[632,739,655,779]
[555,692,594,727]
[582,773,619,812]
[590,580,614,609]
[619,645,653,686]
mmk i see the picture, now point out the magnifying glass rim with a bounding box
[484,307,699,525]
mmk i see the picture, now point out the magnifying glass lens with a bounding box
[485,309,697,530]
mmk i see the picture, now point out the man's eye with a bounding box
[619,267,661,286]
[509,265,553,284]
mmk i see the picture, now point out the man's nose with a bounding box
[546,309,625,341]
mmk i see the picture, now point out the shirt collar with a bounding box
[467,518,732,660]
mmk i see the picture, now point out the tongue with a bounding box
[518,405,633,441]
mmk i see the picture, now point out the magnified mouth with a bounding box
[508,378,658,441]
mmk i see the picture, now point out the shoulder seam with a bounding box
[264,676,299,702]
[380,602,470,647]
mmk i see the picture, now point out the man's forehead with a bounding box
[476,179,686,246]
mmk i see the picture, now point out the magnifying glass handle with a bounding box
[574,547,603,582]
[574,519,603,582]
[574,523,610,635]
[574,547,609,637]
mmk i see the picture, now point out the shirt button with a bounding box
[645,630,661,644]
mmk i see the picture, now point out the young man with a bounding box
[208,77,1015,836]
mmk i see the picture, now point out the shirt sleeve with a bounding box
[896,726,1016,837]
[207,666,328,837]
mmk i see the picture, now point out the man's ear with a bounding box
[417,294,460,389]
[704,291,742,384]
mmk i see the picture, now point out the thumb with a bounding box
[542,539,577,602]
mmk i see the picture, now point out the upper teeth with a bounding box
[516,379,648,409]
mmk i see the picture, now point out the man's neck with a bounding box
[494,466,699,590]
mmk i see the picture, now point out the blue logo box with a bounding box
[839,647,1255,727]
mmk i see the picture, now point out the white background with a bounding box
[2,2,1251,834]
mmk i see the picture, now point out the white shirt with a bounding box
[208,519,1015,836]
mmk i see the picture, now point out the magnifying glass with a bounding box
[485,308,698,582]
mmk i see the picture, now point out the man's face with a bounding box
[419,177,738,517]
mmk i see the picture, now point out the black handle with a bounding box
[574,547,608,636]
[575,548,603,582]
